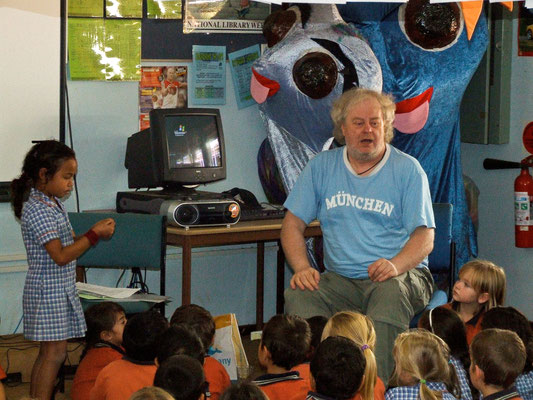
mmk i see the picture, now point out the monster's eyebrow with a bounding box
[311,37,359,92]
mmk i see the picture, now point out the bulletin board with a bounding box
[141,15,271,61]
[142,18,265,60]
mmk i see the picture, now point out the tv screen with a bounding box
[125,108,226,191]
[165,114,222,169]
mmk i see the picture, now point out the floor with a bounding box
[1,332,262,400]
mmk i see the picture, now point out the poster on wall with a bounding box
[228,44,260,109]
[518,1,533,56]
[146,0,182,19]
[183,0,270,33]
[139,66,188,129]
[191,45,226,105]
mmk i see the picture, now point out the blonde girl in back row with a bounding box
[387,329,461,400]
[321,311,385,400]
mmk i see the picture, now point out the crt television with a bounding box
[125,108,226,191]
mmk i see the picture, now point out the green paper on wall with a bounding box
[68,0,103,17]
[147,0,182,19]
[106,0,143,18]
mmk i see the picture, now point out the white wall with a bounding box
[461,16,533,318]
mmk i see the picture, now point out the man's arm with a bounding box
[367,226,434,282]
[281,211,321,291]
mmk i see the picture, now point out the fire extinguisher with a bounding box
[514,166,533,247]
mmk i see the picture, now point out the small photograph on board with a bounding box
[139,66,188,130]
[518,1,533,56]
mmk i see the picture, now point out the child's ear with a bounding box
[477,292,490,304]
[100,330,112,342]
[154,357,160,368]
[38,167,48,183]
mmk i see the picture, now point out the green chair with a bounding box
[68,212,167,314]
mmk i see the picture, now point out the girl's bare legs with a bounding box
[30,340,67,400]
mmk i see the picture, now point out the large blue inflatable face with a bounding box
[251,5,382,190]
[253,1,489,269]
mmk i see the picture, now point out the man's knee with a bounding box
[284,287,330,318]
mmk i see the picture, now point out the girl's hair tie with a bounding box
[361,344,370,351]
[448,359,453,365]
[419,379,427,385]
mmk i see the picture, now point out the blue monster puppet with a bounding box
[251,4,382,191]
[338,0,488,269]
[253,1,490,270]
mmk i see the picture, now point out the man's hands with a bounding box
[290,267,321,291]
[368,258,399,282]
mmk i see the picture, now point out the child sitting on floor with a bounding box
[444,259,506,344]
[481,306,533,400]
[253,314,311,400]
[90,310,168,400]
[170,304,230,400]
[154,354,208,400]
[419,306,475,400]
[292,315,328,382]
[220,382,268,400]
[155,324,205,366]
[308,336,366,400]
[470,328,527,400]
[322,310,385,400]
[386,329,461,400]
[71,302,127,400]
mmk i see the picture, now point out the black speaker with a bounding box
[160,200,240,228]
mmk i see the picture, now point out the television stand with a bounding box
[116,189,232,215]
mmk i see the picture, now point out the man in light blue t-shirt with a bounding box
[281,88,435,381]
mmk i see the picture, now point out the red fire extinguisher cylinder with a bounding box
[514,166,533,248]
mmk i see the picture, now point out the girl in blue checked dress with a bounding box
[11,141,115,400]
[386,329,461,400]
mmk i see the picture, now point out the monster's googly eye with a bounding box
[292,52,338,99]
[399,0,464,51]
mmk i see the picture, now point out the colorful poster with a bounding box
[139,66,188,129]
[228,45,260,109]
[191,45,226,105]
[183,0,270,33]
[106,0,143,18]
[147,0,183,19]
[68,0,103,17]
[68,18,141,81]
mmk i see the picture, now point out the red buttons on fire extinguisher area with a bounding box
[514,166,533,248]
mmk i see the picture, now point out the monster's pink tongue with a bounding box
[393,87,433,134]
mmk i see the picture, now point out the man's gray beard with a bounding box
[348,148,381,163]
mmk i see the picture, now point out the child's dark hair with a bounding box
[123,310,168,362]
[170,304,215,353]
[481,306,533,373]
[306,315,328,361]
[471,328,526,389]
[154,354,208,400]
[220,381,268,400]
[261,314,310,370]
[310,336,366,400]
[419,307,470,371]
[11,140,76,218]
[84,301,125,349]
[156,324,205,366]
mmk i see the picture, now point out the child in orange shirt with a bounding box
[445,260,506,344]
[90,310,168,400]
[71,302,127,400]
[0,364,6,400]
[322,311,386,400]
[308,336,366,400]
[170,304,230,400]
[253,314,311,400]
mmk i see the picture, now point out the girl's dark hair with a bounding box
[10,140,75,218]
[84,302,126,348]
[481,306,533,373]
[419,307,470,370]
